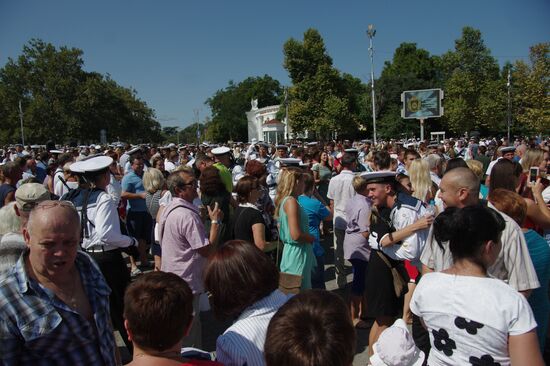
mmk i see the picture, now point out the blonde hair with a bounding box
[352,175,368,194]
[466,159,484,180]
[0,202,21,235]
[143,168,165,193]
[274,167,302,218]
[409,159,431,203]
[521,148,544,173]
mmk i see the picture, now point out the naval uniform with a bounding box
[365,193,427,318]
[62,187,137,349]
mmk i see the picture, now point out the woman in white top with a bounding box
[411,204,543,366]
[204,240,289,366]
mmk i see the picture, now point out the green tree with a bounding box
[283,28,366,139]
[205,75,282,142]
[373,42,439,138]
[513,43,550,134]
[438,27,504,134]
[0,39,162,144]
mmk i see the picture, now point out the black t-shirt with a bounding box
[233,206,267,243]
[0,184,16,209]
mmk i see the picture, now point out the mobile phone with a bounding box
[529,167,539,183]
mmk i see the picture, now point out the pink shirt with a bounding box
[159,197,209,294]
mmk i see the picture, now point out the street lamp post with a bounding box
[507,69,511,142]
[367,25,377,145]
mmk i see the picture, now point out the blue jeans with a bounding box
[311,254,326,290]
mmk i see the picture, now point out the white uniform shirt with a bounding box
[373,196,429,265]
[53,168,65,197]
[78,191,135,251]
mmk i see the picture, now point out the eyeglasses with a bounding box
[183,180,198,188]
[33,201,76,211]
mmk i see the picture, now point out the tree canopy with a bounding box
[0,39,162,145]
[204,75,282,142]
[283,28,367,139]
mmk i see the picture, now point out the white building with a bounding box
[246,99,290,144]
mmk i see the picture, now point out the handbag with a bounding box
[376,251,409,298]
[278,272,302,295]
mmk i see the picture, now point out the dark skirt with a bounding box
[365,250,404,318]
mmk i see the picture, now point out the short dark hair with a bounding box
[167,170,193,195]
[245,159,267,179]
[234,176,259,204]
[340,153,356,168]
[199,166,225,196]
[404,148,420,160]
[56,153,73,167]
[489,159,522,193]
[124,272,194,352]
[265,290,356,366]
[445,157,468,172]
[204,240,279,319]
[374,150,391,170]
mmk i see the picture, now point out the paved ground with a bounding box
[119,232,373,365]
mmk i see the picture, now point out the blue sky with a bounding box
[1,0,548,129]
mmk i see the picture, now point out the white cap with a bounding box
[211,146,231,155]
[369,319,425,366]
[49,149,63,154]
[70,155,113,174]
[127,147,141,155]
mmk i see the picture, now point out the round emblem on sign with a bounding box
[408,96,421,112]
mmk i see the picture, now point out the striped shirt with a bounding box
[216,290,289,366]
[0,251,116,366]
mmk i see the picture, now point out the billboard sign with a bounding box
[401,88,444,119]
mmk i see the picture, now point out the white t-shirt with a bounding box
[327,169,356,230]
[411,272,537,366]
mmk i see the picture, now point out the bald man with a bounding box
[0,201,117,365]
[420,168,539,296]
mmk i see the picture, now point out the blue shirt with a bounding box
[0,251,116,366]
[121,170,147,212]
[298,194,330,257]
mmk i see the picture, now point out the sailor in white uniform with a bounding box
[62,154,138,350]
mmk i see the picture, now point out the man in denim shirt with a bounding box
[0,201,116,365]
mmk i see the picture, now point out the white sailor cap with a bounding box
[127,146,142,155]
[211,146,231,155]
[167,143,176,148]
[49,149,63,154]
[70,155,113,174]
[360,171,396,184]
[307,141,318,146]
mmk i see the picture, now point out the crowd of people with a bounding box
[0,135,549,365]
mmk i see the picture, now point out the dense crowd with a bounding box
[0,135,549,365]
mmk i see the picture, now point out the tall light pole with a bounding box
[367,25,377,145]
[18,100,25,145]
[507,69,511,142]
